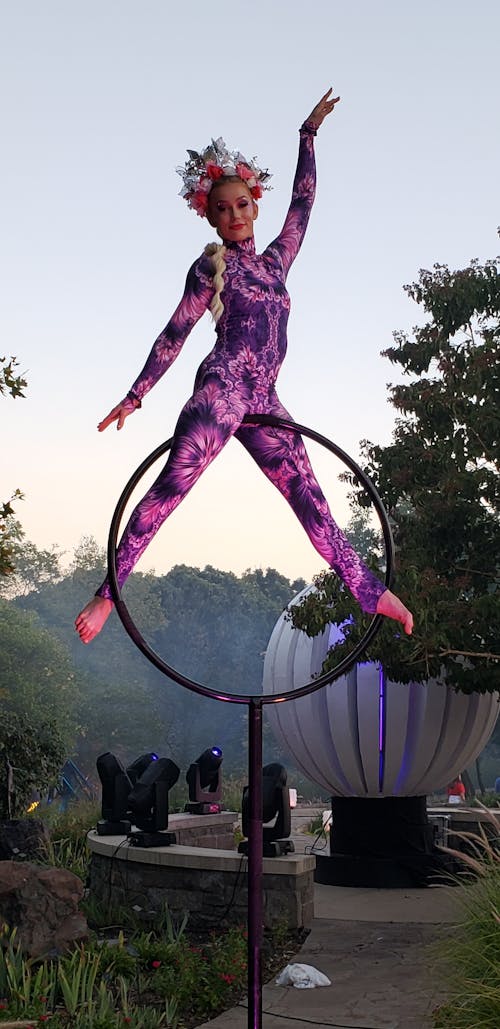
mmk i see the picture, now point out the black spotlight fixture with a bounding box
[239,762,295,857]
[185,747,223,814]
[96,752,133,836]
[126,752,159,785]
[128,757,180,848]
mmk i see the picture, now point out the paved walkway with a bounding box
[197,811,462,1028]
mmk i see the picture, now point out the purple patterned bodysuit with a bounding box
[97,123,385,612]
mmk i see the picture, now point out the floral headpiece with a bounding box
[177,137,272,217]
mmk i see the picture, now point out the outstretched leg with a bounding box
[236,401,413,633]
[75,381,246,642]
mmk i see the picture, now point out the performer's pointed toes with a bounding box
[376,589,413,635]
[75,597,114,643]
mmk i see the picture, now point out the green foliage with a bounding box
[433,814,500,1028]
[0,915,248,1027]
[0,602,76,720]
[58,946,105,1015]
[43,799,100,843]
[0,710,67,819]
[1,357,27,581]
[0,538,63,599]
[292,251,500,694]
[473,794,500,810]
[14,540,306,774]
[0,601,79,816]
[220,774,246,813]
[0,924,57,1019]
[0,355,27,399]
[41,833,91,883]
[0,503,24,579]
[35,801,100,882]
[305,813,325,835]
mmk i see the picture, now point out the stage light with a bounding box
[128,757,180,847]
[185,746,223,815]
[96,752,133,836]
[126,752,158,785]
[239,763,295,857]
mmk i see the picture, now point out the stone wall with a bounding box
[88,834,315,932]
[166,812,237,850]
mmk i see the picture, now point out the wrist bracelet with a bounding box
[127,391,142,409]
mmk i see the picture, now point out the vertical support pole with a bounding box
[247,697,263,1029]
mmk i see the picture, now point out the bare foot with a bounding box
[75,596,114,643]
[376,589,413,635]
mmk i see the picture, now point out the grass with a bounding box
[472,793,500,810]
[433,805,500,1029]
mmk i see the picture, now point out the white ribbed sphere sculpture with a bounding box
[263,587,499,798]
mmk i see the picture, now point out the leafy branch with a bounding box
[0,355,27,398]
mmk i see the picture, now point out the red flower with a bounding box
[235,162,252,182]
[188,190,209,217]
[39,1017,50,1023]
[151,959,161,968]
[205,162,224,181]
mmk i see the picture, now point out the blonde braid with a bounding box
[204,242,227,323]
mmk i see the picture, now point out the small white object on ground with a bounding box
[276,963,331,989]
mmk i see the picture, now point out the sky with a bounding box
[2,0,499,586]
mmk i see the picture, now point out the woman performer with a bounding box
[76,89,413,644]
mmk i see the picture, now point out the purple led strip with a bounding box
[378,663,386,793]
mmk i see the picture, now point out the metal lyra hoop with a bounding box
[107,414,394,705]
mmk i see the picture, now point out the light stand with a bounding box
[239,762,294,857]
[128,757,180,848]
[126,752,159,785]
[185,746,223,814]
[96,752,133,835]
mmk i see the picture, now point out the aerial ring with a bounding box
[107,414,394,705]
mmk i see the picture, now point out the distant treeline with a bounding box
[1,538,327,812]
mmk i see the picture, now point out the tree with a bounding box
[1,356,27,579]
[0,538,63,599]
[14,536,173,772]
[18,549,306,775]
[291,251,500,694]
[0,356,27,399]
[0,506,23,579]
[0,601,77,816]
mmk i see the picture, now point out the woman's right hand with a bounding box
[98,397,138,432]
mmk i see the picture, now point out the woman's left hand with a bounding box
[306,87,340,129]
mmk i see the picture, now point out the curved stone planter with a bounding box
[87,830,315,930]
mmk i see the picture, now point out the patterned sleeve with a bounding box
[127,255,214,404]
[264,121,317,278]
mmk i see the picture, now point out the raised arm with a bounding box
[98,256,214,432]
[265,89,340,278]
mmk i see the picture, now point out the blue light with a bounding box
[211,747,222,757]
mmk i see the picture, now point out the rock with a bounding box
[0,861,89,957]
[0,819,51,861]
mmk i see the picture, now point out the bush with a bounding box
[433,808,500,1028]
